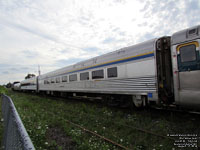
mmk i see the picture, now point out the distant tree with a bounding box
[6,82,12,88]
[25,74,36,79]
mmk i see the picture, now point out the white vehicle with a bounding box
[12,82,21,91]
[21,25,200,109]
[20,76,37,91]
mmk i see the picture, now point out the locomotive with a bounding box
[19,25,200,109]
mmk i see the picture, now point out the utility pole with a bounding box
[38,65,41,76]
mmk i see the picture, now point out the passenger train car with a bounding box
[19,25,200,109]
[11,81,21,91]
[20,76,37,91]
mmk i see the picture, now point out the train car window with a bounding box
[44,80,48,84]
[56,77,60,83]
[21,83,31,86]
[92,69,104,79]
[51,78,55,83]
[180,44,196,62]
[62,76,68,82]
[69,74,77,82]
[107,67,117,78]
[80,72,89,80]
[47,80,50,84]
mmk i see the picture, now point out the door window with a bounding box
[180,44,196,62]
[177,42,200,72]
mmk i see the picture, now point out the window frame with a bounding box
[179,44,197,63]
[44,80,48,84]
[107,67,118,78]
[56,77,61,83]
[177,41,200,72]
[51,78,55,83]
[62,76,68,82]
[92,69,104,79]
[69,74,78,82]
[80,72,89,81]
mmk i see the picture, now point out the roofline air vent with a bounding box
[187,27,198,38]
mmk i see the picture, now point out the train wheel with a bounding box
[132,95,146,108]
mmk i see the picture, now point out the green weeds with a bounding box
[1,89,200,150]
[0,86,7,149]
[0,86,7,95]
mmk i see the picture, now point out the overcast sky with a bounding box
[0,0,200,84]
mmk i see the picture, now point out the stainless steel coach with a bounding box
[171,25,200,108]
[19,25,200,109]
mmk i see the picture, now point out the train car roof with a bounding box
[172,25,200,45]
[39,38,157,79]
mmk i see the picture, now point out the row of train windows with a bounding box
[44,67,117,84]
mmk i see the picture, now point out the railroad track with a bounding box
[41,96,178,146]
[20,91,200,116]
[63,107,176,140]
[65,119,132,150]
[14,91,200,149]
[60,109,175,150]
[151,106,200,115]
[46,93,200,116]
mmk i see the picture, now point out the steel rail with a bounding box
[36,93,200,116]
[119,124,175,141]
[14,92,192,141]
[40,95,175,141]
[42,93,200,116]
[65,119,132,150]
[151,106,200,115]
[56,105,175,141]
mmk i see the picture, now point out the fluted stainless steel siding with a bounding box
[40,75,157,95]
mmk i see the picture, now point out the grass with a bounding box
[0,86,8,149]
[0,87,200,150]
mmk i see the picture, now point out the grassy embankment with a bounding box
[0,86,8,149]
[0,87,200,150]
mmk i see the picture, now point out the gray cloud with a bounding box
[59,48,70,54]
[185,0,199,11]
[83,47,99,52]
[102,37,116,44]
[10,68,19,71]
[0,0,200,84]
[0,17,58,42]
[20,67,30,70]
[2,71,9,74]
[136,0,200,42]
[0,63,10,68]
[139,32,155,42]
[0,17,84,53]
[22,50,39,58]
[55,58,84,67]
[0,63,36,74]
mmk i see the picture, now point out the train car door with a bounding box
[36,76,39,93]
[156,37,174,104]
[176,41,200,106]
